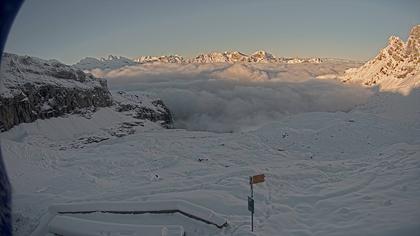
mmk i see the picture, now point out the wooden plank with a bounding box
[251,174,265,184]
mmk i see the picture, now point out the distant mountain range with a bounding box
[73,50,324,70]
[74,55,138,71]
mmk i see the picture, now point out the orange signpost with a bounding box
[248,174,265,232]
[250,174,265,184]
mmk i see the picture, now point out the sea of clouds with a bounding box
[94,63,373,132]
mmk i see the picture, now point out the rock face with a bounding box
[0,54,174,131]
[112,91,173,128]
[341,25,420,92]
[0,53,113,131]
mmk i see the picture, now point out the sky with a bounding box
[4,0,420,64]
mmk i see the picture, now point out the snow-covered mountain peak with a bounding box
[99,55,132,62]
[252,50,273,57]
[228,51,245,55]
[408,24,420,38]
[250,50,275,62]
[99,55,125,61]
[406,25,420,55]
[74,55,137,71]
[388,35,403,45]
[341,25,420,93]
[134,54,186,64]
[224,51,249,62]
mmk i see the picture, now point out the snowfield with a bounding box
[2,84,420,235]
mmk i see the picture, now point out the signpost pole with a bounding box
[248,174,264,233]
[251,211,254,232]
[250,177,254,232]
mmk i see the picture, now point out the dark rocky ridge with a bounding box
[0,84,113,131]
[0,53,172,131]
[113,91,173,128]
[0,53,113,131]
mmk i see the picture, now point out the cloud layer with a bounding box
[96,63,372,132]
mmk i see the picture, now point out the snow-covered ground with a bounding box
[2,77,420,235]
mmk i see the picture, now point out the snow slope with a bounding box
[1,88,420,235]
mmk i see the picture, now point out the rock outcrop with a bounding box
[112,91,173,128]
[0,53,176,132]
[0,53,113,131]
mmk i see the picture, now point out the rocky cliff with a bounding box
[0,53,173,132]
[0,53,113,131]
[112,91,173,128]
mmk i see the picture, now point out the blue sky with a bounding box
[4,0,420,64]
